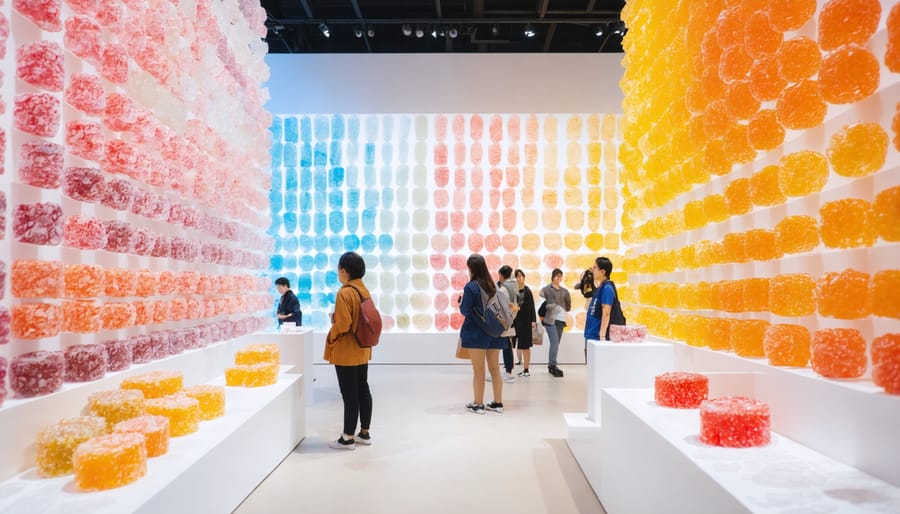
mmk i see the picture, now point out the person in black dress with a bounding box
[512,269,537,377]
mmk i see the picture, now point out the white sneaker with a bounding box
[328,436,356,450]
[502,372,515,383]
[485,374,492,382]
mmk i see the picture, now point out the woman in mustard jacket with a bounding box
[325,252,373,450]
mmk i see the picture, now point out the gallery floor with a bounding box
[234,363,606,514]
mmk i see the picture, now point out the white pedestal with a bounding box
[0,370,305,514]
[597,388,900,514]
[585,339,674,422]
[239,328,315,402]
[564,412,603,494]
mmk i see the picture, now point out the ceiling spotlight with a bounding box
[353,25,363,38]
[431,26,438,38]
[612,21,626,36]
[402,24,413,36]
[595,24,605,37]
[523,24,535,38]
[367,26,375,38]
[448,26,458,38]
[415,25,424,38]
[491,24,499,37]
[319,23,330,38]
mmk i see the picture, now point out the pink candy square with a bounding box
[63,15,102,63]
[65,121,105,161]
[103,220,134,253]
[100,43,129,84]
[15,93,60,137]
[13,0,62,31]
[100,178,134,211]
[19,141,63,189]
[65,73,106,115]
[63,215,107,250]
[16,40,64,91]
[103,93,137,132]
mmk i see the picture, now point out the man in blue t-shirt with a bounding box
[584,257,625,342]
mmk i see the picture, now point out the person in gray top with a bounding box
[539,268,572,377]
[497,265,520,380]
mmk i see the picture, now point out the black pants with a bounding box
[335,364,372,436]
[502,337,514,374]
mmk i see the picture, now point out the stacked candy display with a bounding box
[226,343,280,387]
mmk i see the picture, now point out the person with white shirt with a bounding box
[539,268,572,378]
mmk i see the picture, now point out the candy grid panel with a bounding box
[0,0,275,405]
[619,0,900,393]
[268,113,625,332]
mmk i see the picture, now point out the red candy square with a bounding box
[63,167,105,202]
[66,121,105,162]
[63,215,107,250]
[64,344,107,382]
[63,15,102,64]
[14,202,63,245]
[103,220,134,253]
[65,73,106,115]
[13,0,62,31]
[100,178,134,211]
[100,43,129,84]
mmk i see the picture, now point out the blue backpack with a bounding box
[474,286,514,338]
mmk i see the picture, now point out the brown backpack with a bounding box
[345,285,382,348]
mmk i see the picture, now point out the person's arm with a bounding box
[599,304,612,341]
[326,289,354,344]
[459,284,475,318]
[563,290,572,312]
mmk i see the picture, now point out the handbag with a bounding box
[538,300,547,318]
[532,322,544,346]
[455,337,471,359]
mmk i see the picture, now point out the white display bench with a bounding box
[597,388,900,514]
[565,337,900,513]
[238,328,315,401]
[0,331,307,513]
[0,369,303,514]
[311,330,589,365]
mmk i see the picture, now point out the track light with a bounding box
[448,26,458,38]
[523,24,535,38]
[612,21,626,36]
[595,24,605,37]
[431,26,438,38]
[318,23,330,38]
[415,25,424,38]
[353,25,363,38]
[402,24,412,36]
[367,26,375,38]
[491,24,499,37]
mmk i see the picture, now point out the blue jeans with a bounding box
[544,321,565,367]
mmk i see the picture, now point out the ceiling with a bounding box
[261,0,626,54]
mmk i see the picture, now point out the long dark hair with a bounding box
[467,254,496,296]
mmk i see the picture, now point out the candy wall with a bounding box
[0,0,274,407]
[618,0,899,394]
[268,113,625,332]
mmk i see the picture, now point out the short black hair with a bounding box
[596,257,613,278]
[515,268,526,279]
[551,268,563,280]
[275,277,290,288]
[339,252,366,279]
[498,265,513,279]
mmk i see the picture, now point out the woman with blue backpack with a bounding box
[459,254,509,414]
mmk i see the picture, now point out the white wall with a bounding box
[265,53,624,114]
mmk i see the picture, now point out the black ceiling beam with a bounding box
[269,16,620,26]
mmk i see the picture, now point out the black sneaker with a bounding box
[466,402,486,414]
[328,436,356,450]
[356,432,372,445]
[486,401,504,413]
[549,366,564,378]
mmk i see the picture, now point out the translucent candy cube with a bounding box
[65,73,106,115]
[13,0,62,31]
[100,302,136,330]
[88,389,145,429]
[225,363,279,387]
[14,202,63,245]
[811,328,867,379]
[731,319,769,358]
[9,350,65,397]
[609,324,647,343]
[100,179,134,211]
[764,324,811,367]
[103,220,134,254]
[775,215,820,254]
[16,40,64,91]
[65,120,105,161]
[120,370,183,399]
[234,343,280,365]
[64,263,105,298]
[144,393,200,437]
[820,199,875,249]
[183,385,226,420]
[63,15,102,63]
[14,93,60,137]
[103,339,132,372]
[73,433,147,491]
[11,303,61,340]
[100,43,129,84]
[35,416,107,477]
[654,372,708,408]
[63,167,105,202]
[19,141,63,189]
[872,334,900,395]
[62,300,102,333]
[699,397,770,447]
[874,186,900,242]
[872,270,900,319]
[63,215,107,250]
[11,259,63,298]
[769,274,816,317]
[817,269,871,319]
[114,415,169,458]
